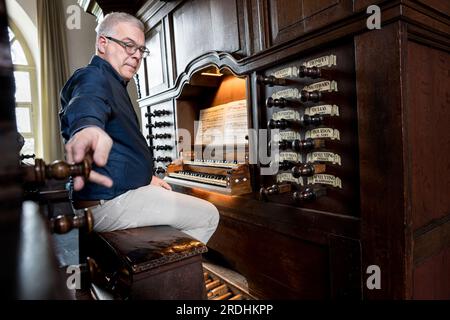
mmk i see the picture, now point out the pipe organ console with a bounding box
[136,40,361,298]
[83,0,449,300]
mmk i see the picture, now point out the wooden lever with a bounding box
[291,163,326,178]
[49,208,94,234]
[23,157,92,185]
[293,186,327,202]
[260,183,292,201]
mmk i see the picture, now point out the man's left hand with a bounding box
[151,175,172,190]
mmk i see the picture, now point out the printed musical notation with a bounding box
[195,99,248,145]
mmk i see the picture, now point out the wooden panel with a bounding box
[172,0,240,76]
[268,0,353,46]
[147,29,164,88]
[328,235,362,299]
[207,214,330,299]
[175,100,198,147]
[211,76,247,107]
[170,184,360,245]
[272,0,303,32]
[406,41,450,229]
[413,246,450,299]
[145,22,168,96]
[16,202,70,299]
[356,23,408,299]
[171,183,359,298]
[132,255,206,299]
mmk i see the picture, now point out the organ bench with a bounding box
[80,225,208,300]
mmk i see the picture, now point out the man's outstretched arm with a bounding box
[65,126,113,191]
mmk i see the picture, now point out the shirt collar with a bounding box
[90,55,129,87]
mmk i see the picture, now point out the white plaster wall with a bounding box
[62,0,97,73]
[61,0,141,121]
[15,0,37,26]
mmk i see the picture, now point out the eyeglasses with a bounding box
[104,36,150,58]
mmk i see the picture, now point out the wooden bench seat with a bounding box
[80,225,208,300]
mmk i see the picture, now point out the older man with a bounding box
[59,12,219,244]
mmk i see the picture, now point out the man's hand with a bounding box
[65,127,114,191]
[150,175,172,191]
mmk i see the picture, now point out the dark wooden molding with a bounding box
[95,0,147,15]
[406,22,450,53]
[77,0,103,20]
[138,50,246,106]
[241,0,254,56]
[256,0,270,51]
[414,214,450,265]
[163,16,176,87]
[137,0,184,31]
[136,0,167,24]
[402,0,450,28]
[236,0,250,57]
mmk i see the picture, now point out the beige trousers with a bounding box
[84,184,220,244]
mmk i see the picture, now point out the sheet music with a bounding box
[195,99,248,145]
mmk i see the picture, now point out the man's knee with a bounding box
[211,205,220,228]
[204,202,220,229]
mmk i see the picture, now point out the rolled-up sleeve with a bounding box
[60,68,112,142]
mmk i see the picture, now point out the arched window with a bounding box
[9,22,38,157]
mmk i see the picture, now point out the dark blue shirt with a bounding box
[60,55,153,200]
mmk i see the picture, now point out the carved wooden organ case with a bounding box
[88,0,450,299]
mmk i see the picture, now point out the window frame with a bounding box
[9,21,39,156]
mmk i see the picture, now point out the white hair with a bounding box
[95,12,144,39]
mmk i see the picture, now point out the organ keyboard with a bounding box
[165,161,251,196]
[169,171,228,187]
[183,159,241,169]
